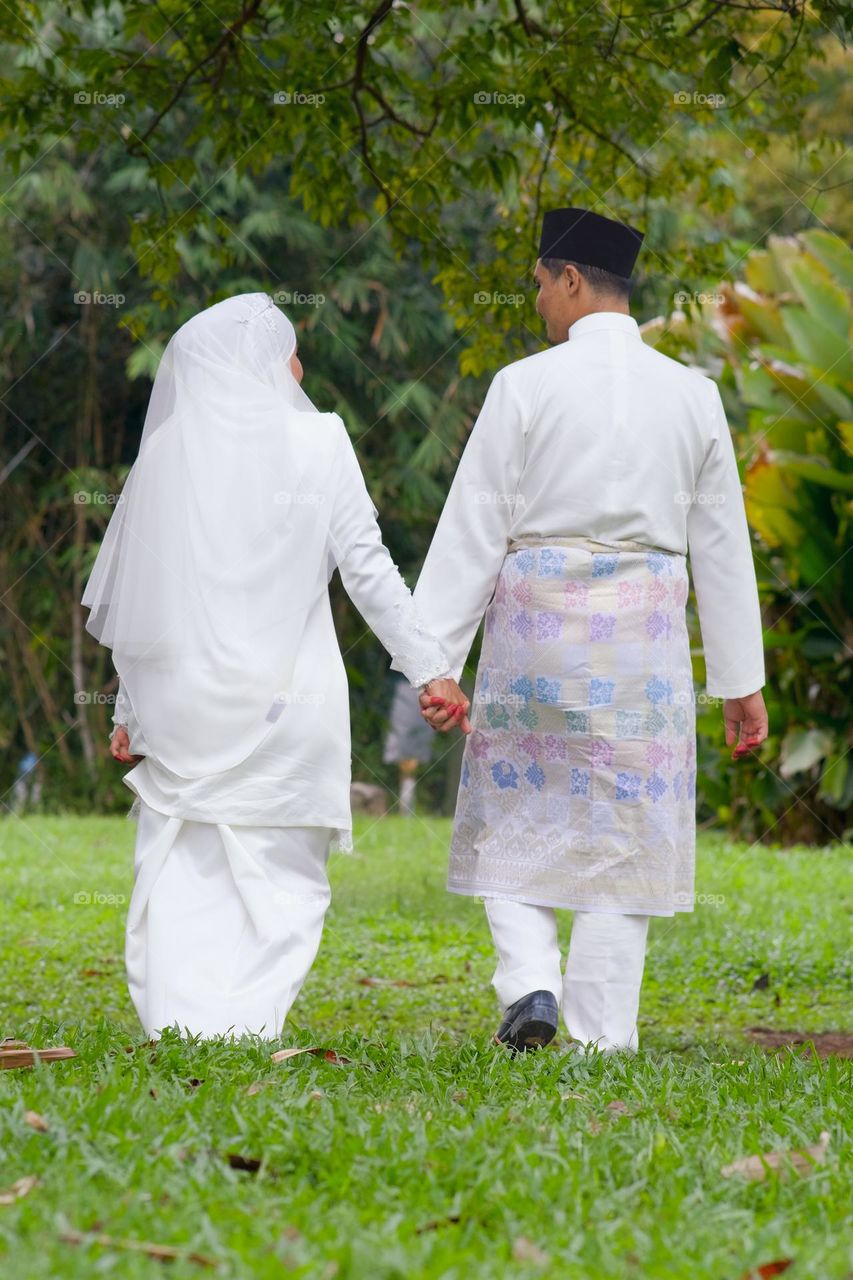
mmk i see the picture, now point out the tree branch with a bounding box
[129,0,265,152]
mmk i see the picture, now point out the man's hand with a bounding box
[419,678,472,734]
[110,726,144,764]
[724,690,768,761]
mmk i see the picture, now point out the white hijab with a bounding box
[83,292,344,778]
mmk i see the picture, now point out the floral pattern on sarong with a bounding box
[448,540,697,914]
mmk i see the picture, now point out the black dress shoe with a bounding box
[494,989,559,1052]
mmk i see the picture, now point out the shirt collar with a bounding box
[567,311,641,341]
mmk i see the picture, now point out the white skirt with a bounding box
[126,800,333,1038]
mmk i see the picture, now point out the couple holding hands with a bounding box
[88,206,767,1054]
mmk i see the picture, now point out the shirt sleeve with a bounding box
[113,679,131,728]
[686,383,766,699]
[110,678,148,754]
[409,368,527,681]
[328,419,451,689]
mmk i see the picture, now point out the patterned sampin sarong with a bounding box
[448,536,697,916]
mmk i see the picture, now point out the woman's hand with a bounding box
[110,726,144,764]
[419,678,472,734]
[724,690,768,761]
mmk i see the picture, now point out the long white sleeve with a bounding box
[686,385,765,699]
[329,420,450,689]
[410,369,527,680]
[113,679,131,728]
[110,677,149,754]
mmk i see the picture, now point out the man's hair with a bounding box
[540,256,633,300]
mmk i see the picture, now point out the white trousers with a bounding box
[126,801,332,1039]
[485,898,650,1053]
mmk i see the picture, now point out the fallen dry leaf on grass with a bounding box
[245,1080,274,1096]
[512,1237,549,1265]
[0,1175,40,1205]
[739,1261,794,1279]
[226,1153,261,1173]
[415,1214,462,1235]
[721,1131,830,1181]
[23,1111,49,1132]
[0,1045,76,1070]
[60,1230,218,1267]
[606,1099,630,1114]
[358,974,455,988]
[357,976,417,988]
[270,1047,351,1065]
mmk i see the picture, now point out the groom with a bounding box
[414,206,768,1054]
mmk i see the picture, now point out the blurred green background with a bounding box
[0,0,850,845]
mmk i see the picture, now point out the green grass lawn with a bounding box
[0,814,850,1279]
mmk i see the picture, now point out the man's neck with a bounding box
[576,299,630,320]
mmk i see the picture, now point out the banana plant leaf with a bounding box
[801,229,853,292]
[780,305,852,376]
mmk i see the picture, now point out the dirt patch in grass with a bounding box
[746,1027,853,1058]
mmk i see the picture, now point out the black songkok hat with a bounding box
[538,207,644,278]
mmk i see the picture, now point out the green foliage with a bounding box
[0,4,850,833]
[0,123,478,807]
[648,231,852,843]
[1,0,849,372]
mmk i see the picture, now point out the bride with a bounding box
[82,292,470,1040]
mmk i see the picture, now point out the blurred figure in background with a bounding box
[382,674,435,815]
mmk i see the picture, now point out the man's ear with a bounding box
[563,264,581,294]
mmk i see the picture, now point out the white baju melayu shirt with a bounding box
[409,311,765,701]
[403,310,766,915]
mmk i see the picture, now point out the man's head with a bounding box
[534,257,633,344]
[535,207,644,344]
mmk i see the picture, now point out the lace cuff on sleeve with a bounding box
[383,598,452,689]
[112,681,130,729]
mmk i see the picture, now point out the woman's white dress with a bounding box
[113,424,449,1038]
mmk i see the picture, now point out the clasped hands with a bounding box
[419,678,472,734]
